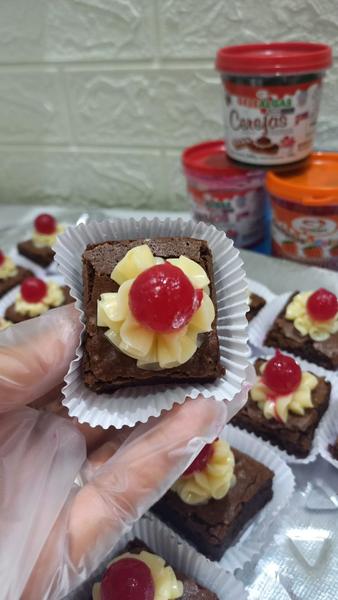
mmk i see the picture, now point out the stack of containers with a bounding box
[183,42,335,267]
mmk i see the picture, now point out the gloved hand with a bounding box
[0,304,249,600]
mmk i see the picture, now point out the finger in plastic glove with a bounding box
[0,407,86,600]
[22,395,227,599]
[225,363,255,422]
[0,304,81,412]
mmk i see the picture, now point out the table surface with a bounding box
[1,205,337,600]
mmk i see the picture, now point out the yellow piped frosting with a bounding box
[285,292,338,342]
[0,256,18,280]
[97,245,215,369]
[15,281,65,317]
[251,362,318,423]
[92,550,183,600]
[32,224,64,248]
[172,439,236,506]
[0,318,12,331]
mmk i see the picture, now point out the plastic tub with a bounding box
[215,42,332,166]
[266,152,338,270]
[182,140,266,247]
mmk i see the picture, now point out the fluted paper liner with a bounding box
[247,277,276,305]
[242,351,335,465]
[217,425,294,571]
[316,384,338,469]
[53,218,250,429]
[67,515,247,600]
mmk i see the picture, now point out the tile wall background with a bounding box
[0,0,337,210]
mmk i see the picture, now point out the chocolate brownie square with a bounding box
[97,538,218,600]
[17,239,55,268]
[5,286,73,323]
[82,238,223,393]
[265,292,338,370]
[247,292,266,322]
[232,358,331,458]
[329,437,338,460]
[152,448,273,561]
[0,266,33,299]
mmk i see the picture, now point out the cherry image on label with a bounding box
[101,557,155,600]
[263,350,301,396]
[34,213,57,235]
[129,263,203,333]
[0,250,5,266]
[21,277,47,304]
[307,288,338,322]
[183,441,215,477]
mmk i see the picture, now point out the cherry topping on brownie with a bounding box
[34,213,57,235]
[0,250,5,266]
[183,441,215,476]
[263,350,301,395]
[101,557,155,600]
[21,277,47,303]
[129,263,203,333]
[306,288,338,322]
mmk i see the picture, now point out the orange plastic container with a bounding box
[266,152,338,269]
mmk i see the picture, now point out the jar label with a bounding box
[189,185,265,247]
[223,78,322,165]
[271,198,338,269]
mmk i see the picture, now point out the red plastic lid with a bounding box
[216,42,332,75]
[182,140,255,177]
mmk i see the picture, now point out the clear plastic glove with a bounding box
[0,304,249,600]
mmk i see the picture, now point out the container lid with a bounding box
[182,140,256,177]
[216,42,332,75]
[266,153,338,206]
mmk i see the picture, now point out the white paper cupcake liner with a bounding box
[315,386,338,469]
[0,274,66,317]
[238,351,335,465]
[247,278,276,305]
[65,514,248,600]
[53,217,250,429]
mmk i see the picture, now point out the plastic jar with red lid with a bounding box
[182,140,266,247]
[215,42,332,167]
[266,152,338,270]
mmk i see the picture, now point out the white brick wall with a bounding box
[0,0,336,210]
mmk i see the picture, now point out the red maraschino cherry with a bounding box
[0,250,5,266]
[183,442,215,477]
[263,350,301,396]
[21,277,47,303]
[306,288,338,322]
[101,557,155,600]
[129,263,203,333]
[34,213,57,235]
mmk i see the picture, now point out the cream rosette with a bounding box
[286,291,338,342]
[251,361,318,423]
[172,439,236,505]
[97,245,215,370]
[92,550,183,600]
[15,281,65,317]
[0,256,18,280]
[32,224,64,248]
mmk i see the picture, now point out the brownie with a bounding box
[0,266,33,299]
[247,292,266,322]
[265,292,338,370]
[82,238,223,393]
[329,437,338,460]
[232,358,331,458]
[4,286,73,323]
[152,448,273,561]
[17,239,55,268]
[104,538,218,600]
